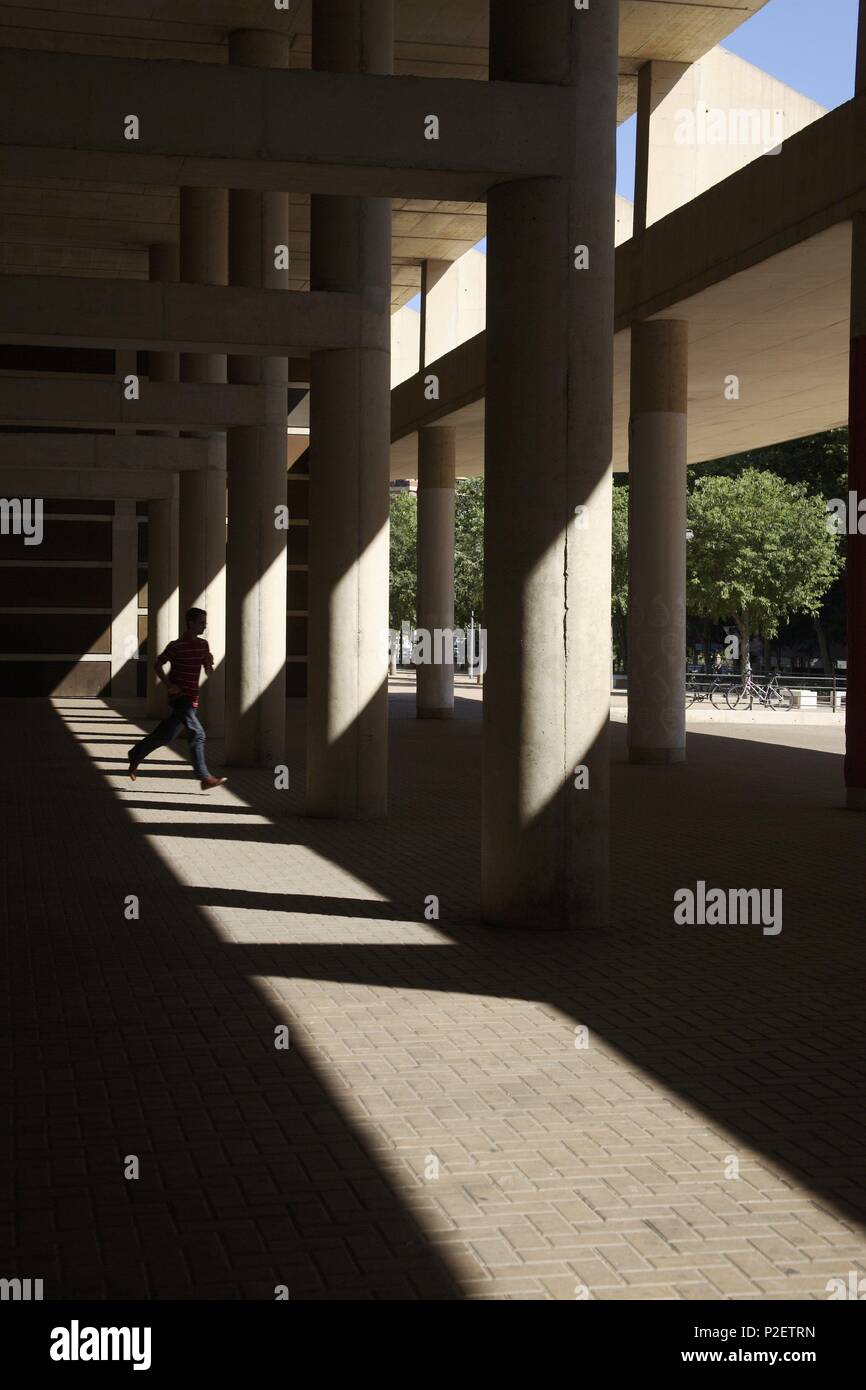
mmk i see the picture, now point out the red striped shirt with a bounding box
[159,634,210,707]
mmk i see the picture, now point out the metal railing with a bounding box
[613,672,846,711]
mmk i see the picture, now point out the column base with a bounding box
[629,746,686,765]
[417,707,454,720]
[846,786,866,810]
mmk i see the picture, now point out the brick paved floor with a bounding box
[1,685,865,1300]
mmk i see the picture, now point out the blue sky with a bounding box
[617,0,860,199]
[405,0,858,307]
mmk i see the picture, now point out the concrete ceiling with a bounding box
[389,223,851,479]
[0,1,770,310]
[0,185,487,308]
[0,3,770,75]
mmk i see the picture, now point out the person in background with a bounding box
[127,607,226,791]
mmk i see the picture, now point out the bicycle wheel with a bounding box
[725,683,746,709]
[709,683,727,710]
[765,684,782,710]
[777,686,794,711]
[685,688,696,708]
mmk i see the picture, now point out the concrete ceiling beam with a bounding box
[0,378,288,430]
[0,466,172,500]
[0,433,222,473]
[0,275,374,355]
[618,92,866,329]
[0,48,572,200]
[391,92,866,450]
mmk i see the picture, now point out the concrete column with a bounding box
[143,244,180,717]
[145,484,179,717]
[848,219,866,807]
[847,10,866,808]
[110,499,139,698]
[633,60,690,233]
[306,1,393,819]
[225,29,289,766]
[482,0,618,930]
[179,188,228,737]
[416,427,456,719]
[627,320,689,764]
[179,188,227,393]
[419,258,450,369]
[147,243,179,390]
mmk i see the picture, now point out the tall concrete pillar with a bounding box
[306,1,393,818]
[847,219,866,808]
[847,11,866,808]
[627,319,688,764]
[147,243,179,390]
[142,243,180,718]
[419,258,450,369]
[225,30,289,766]
[179,188,228,737]
[416,427,456,719]
[633,60,691,234]
[145,485,179,717]
[482,0,618,930]
[110,499,139,698]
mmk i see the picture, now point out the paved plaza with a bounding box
[1,685,864,1301]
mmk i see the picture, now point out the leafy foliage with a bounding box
[390,433,847,675]
[389,491,417,630]
[454,477,484,627]
[611,483,628,618]
[389,477,485,632]
[694,429,848,501]
[686,469,841,655]
[611,482,629,669]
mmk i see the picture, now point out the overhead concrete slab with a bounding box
[390,222,852,479]
[0,0,771,307]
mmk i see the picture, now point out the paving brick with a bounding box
[1,694,864,1300]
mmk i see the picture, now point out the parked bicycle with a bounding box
[725,670,794,711]
[685,676,729,709]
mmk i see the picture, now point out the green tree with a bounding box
[611,482,628,669]
[454,477,484,627]
[686,469,841,673]
[694,428,847,501]
[389,478,485,633]
[389,491,416,630]
[691,429,848,671]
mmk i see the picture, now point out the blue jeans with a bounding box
[129,695,211,781]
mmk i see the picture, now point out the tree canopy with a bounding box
[390,436,847,674]
[389,491,417,630]
[694,428,847,501]
[611,483,628,618]
[389,478,485,632]
[454,477,484,627]
[686,468,841,667]
[611,482,629,667]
